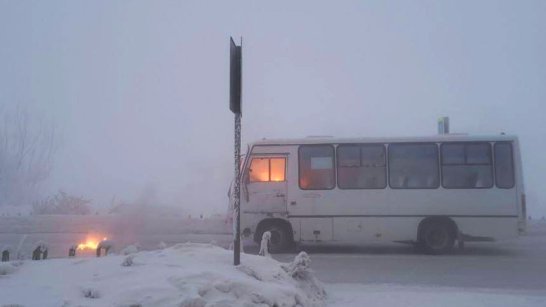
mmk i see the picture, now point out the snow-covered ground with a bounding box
[0,243,326,307]
[1,239,545,307]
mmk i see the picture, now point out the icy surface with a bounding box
[327,283,546,307]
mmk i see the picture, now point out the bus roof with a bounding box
[250,134,518,146]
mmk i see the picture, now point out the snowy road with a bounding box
[268,222,546,293]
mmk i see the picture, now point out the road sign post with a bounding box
[230,37,242,265]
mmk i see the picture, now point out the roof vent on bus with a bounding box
[438,117,449,134]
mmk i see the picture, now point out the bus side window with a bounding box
[270,158,286,182]
[388,143,439,189]
[249,158,270,182]
[441,143,493,189]
[337,144,386,189]
[248,157,286,183]
[495,142,515,189]
[299,145,335,190]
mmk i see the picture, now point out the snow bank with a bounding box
[0,262,18,275]
[0,243,326,307]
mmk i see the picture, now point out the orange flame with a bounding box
[77,236,108,251]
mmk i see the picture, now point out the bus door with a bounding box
[244,155,288,214]
[286,145,334,241]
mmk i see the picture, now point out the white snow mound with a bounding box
[0,243,326,307]
[0,262,18,275]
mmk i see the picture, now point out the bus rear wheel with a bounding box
[257,222,291,254]
[419,221,455,255]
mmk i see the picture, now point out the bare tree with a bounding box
[0,105,58,206]
[32,190,91,215]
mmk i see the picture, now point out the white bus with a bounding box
[231,134,526,254]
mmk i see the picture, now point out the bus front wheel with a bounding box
[419,221,455,255]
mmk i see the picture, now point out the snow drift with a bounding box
[0,243,326,307]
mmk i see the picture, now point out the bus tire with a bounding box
[257,222,291,254]
[419,221,455,255]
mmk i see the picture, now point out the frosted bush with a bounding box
[282,252,327,302]
[82,287,100,299]
[121,255,135,267]
[258,231,271,257]
[158,241,167,250]
[283,252,311,279]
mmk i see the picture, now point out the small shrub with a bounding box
[121,255,134,267]
[82,288,100,299]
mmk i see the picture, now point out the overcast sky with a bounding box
[1,0,545,216]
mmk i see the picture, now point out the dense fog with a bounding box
[1,0,545,217]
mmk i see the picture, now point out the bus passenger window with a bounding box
[299,145,335,190]
[389,143,439,189]
[249,157,286,183]
[441,143,493,189]
[338,144,386,189]
[495,142,515,188]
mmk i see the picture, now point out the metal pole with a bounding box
[233,112,242,265]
